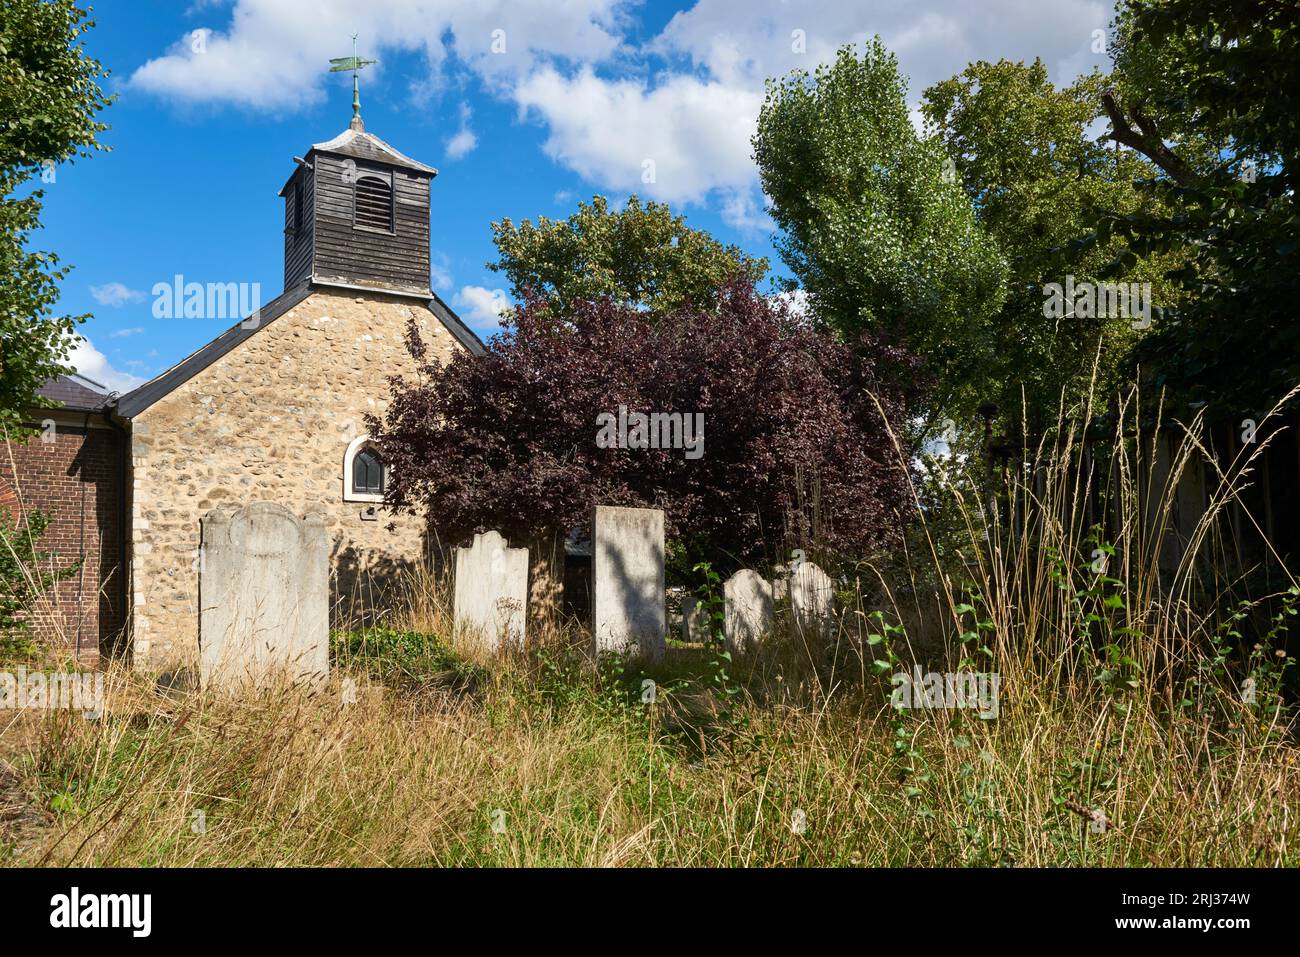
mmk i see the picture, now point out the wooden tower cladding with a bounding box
[278,118,438,296]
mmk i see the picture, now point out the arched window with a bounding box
[343,435,387,503]
[352,447,384,495]
[354,174,393,232]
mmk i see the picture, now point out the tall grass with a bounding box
[1,390,1296,867]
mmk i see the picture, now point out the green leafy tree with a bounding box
[1101,0,1300,414]
[921,60,1185,434]
[487,194,768,317]
[754,39,1008,431]
[1109,0,1290,178]
[0,0,111,429]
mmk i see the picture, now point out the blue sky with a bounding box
[38,0,1116,392]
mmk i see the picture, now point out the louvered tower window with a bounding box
[354,174,393,232]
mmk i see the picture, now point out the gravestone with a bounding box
[680,595,710,642]
[591,505,665,660]
[454,530,528,650]
[771,564,789,601]
[724,569,773,652]
[788,560,835,638]
[199,503,328,690]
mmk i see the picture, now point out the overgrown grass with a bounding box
[1,385,1297,866]
[2,613,1295,866]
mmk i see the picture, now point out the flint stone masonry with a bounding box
[724,569,773,652]
[199,502,328,689]
[592,505,665,660]
[129,289,463,669]
[454,530,528,650]
[788,561,835,638]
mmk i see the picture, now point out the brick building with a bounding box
[1,373,126,662]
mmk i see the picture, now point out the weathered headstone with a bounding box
[454,530,528,651]
[591,505,665,660]
[680,595,710,643]
[724,569,773,652]
[788,560,835,638]
[199,503,328,690]
[771,564,789,601]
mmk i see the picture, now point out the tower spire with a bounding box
[328,35,378,132]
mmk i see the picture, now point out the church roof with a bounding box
[113,280,484,419]
[309,126,438,176]
[35,372,111,411]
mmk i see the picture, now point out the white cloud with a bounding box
[509,0,1113,223]
[718,188,774,235]
[445,129,477,159]
[67,337,146,394]
[430,252,453,292]
[452,284,512,331]
[444,102,478,160]
[109,327,146,338]
[514,66,762,205]
[655,0,1110,95]
[128,0,628,109]
[128,0,1117,235]
[90,282,146,307]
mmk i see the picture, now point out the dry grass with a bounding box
[0,637,1294,867]
[1,386,1297,867]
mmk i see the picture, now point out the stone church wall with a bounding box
[127,288,463,669]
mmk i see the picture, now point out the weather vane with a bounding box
[330,35,378,130]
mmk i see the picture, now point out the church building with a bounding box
[1,109,483,669]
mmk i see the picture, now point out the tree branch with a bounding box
[1101,91,1198,186]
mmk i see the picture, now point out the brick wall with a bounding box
[0,416,126,661]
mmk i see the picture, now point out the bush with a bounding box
[371,280,924,573]
[330,626,481,688]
